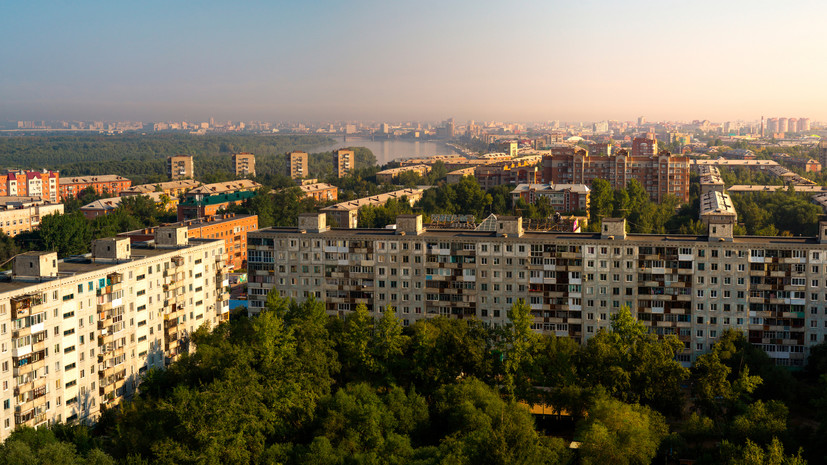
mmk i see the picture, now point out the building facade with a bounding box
[510,183,590,213]
[59,175,132,200]
[376,165,431,183]
[248,214,827,368]
[232,153,256,177]
[167,155,194,180]
[0,197,64,237]
[542,150,690,202]
[119,214,257,270]
[334,149,354,178]
[287,151,309,180]
[0,170,60,203]
[0,229,228,439]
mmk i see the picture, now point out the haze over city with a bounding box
[3,0,826,122]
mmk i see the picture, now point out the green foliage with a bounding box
[575,393,669,465]
[577,307,689,415]
[722,437,807,465]
[0,425,114,464]
[416,176,492,220]
[587,179,685,233]
[730,190,821,236]
[0,134,336,184]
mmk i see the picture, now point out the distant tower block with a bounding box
[286,151,309,180]
[167,155,194,180]
[334,149,354,178]
[232,153,256,177]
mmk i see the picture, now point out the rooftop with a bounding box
[0,238,219,294]
[321,188,425,212]
[61,175,130,185]
[511,183,590,194]
[700,191,737,216]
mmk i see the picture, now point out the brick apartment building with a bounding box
[542,149,690,203]
[0,170,60,202]
[59,175,132,199]
[119,213,258,270]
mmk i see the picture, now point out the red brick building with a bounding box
[59,175,131,199]
[118,213,259,270]
[541,149,690,203]
[0,170,60,202]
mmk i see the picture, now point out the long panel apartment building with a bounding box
[248,213,827,368]
[0,227,229,440]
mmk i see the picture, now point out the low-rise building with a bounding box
[447,167,477,184]
[120,180,201,198]
[118,213,258,270]
[297,182,338,201]
[699,191,737,225]
[376,165,431,183]
[0,197,64,236]
[80,192,171,220]
[320,188,425,228]
[0,229,228,439]
[59,175,131,199]
[510,183,590,213]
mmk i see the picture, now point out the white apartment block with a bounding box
[248,214,827,369]
[0,226,229,439]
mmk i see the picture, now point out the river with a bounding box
[312,136,462,165]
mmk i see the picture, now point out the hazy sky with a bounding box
[2,0,826,122]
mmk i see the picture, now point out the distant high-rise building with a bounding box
[637,116,646,126]
[800,118,811,132]
[334,149,354,178]
[767,117,779,134]
[788,118,798,134]
[167,155,194,180]
[232,152,256,177]
[287,151,309,179]
[778,117,789,133]
[380,123,390,134]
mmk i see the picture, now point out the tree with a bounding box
[578,307,689,415]
[37,212,92,257]
[575,393,668,465]
[339,304,376,382]
[501,300,539,401]
[371,306,409,384]
[722,437,807,465]
[588,179,613,230]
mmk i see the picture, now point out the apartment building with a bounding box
[287,151,309,180]
[510,183,590,213]
[0,228,229,439]
[375,165,431,184]
[177,180,260,221]
[542,149,690,203]
[631,137,658,157]
[232,153,256,177]
[0,170,60,202]
[59,175,132,199]
[334,149,354,178]
[296,182,338,202]
[167,155,194,180]
[248,213,827,368]
[80,193,172,220]
[474,157,542,190]
[120,180,201,198]
[118,213,258,270]
[320,188,425,229]
[0,197,64,237]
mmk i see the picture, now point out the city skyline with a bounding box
[2,1,826,122]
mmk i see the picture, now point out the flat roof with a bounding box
[61,175,129,185]
[250,226,822,246]
[0,238,220,294]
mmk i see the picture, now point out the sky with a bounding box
[2,0,826,123]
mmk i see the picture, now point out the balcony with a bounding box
[11,293,44,319]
